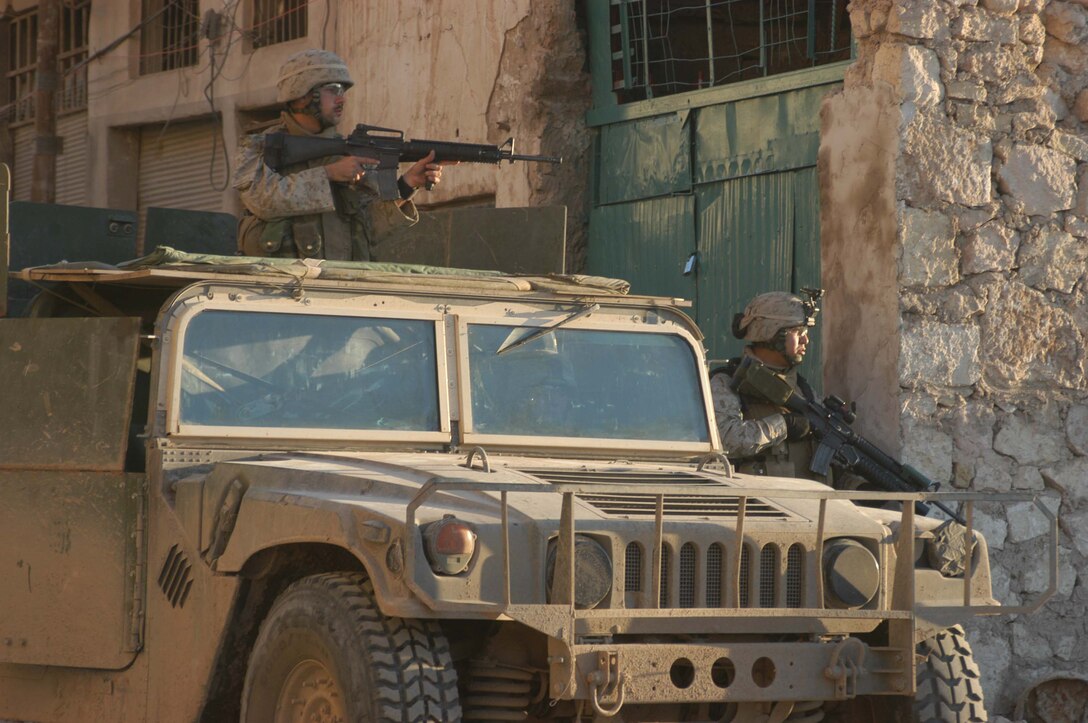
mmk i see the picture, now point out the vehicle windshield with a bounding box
[467,324,709,442]
[179,310,439,431]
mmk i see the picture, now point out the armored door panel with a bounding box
[0,471,142,668]
[587,194,696,300]
[0,317,140,471]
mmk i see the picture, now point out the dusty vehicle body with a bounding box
[0,183,1059,721]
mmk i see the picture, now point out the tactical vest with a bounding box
[717,357,829,483]
[238,123,377,261]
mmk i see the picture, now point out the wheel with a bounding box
[241,572,461,722]
[913,626,987,722]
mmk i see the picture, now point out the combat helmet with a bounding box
[732,289,822,343]
[276,49,353,103]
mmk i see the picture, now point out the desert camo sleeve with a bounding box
[710,373,788,458]
[233,134,336,219]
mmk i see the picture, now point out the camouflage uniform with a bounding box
[711,353,822,480]
[233,112,419,261]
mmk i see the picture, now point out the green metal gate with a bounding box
[587,80,839,380]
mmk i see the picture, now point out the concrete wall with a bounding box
[821,0,1087,716]
[6,0,590,264]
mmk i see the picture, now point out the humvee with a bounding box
[0,168,1057,722]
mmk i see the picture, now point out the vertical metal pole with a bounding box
[807,0,816,60]
[815,498,826,607]
[0,163,9,318]
[556,492,576,607]
[758,0,766,73]
[963,500,974,607]
[502,491,511,607]
[640,0,653,98]
[652,494,664,608]
[731,497,747,605]
[32,0,61,203]
[704,0,715,87]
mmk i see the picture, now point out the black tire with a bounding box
[241,572,461,722]
[913,626,987,723]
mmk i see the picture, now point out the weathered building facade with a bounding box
[1,0,589,252]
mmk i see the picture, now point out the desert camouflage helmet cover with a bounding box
[277,49,353,103]
[733,290,820,343]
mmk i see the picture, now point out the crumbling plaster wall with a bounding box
[337,0,591,267]
[820,0,1087,714]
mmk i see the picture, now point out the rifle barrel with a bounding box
[509,153,563,164]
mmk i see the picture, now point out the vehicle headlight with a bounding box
[421,516,477,575]
[546,535,612,609]
[823,539,879,609]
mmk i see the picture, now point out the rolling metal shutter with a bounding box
[137,118,227,251]
[56,112,89,206]
[12,126,33,202]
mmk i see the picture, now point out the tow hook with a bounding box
[587,651,626,717]
[824,637,866,698]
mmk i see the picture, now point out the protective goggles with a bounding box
[317,82,348,97]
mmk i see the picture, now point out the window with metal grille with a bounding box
[659,543,672,607]
[140,0,200,75]
[738,544,750,607]
[786,543,804,608]
[59,1,90,113]
[679,542,697,608]
[6,10,38,123]
[624,542,643,592]
[759,545,777,607]
[4,3,90,123]
[609,0,852,104]
[706,542,723,607]
[250,0,308,48]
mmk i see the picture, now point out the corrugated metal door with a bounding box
[12,126,33,202]
[588,82,838,380]
[696,168,823,381]
[138,118,226,251]
[588,195,695,301]
[56,112,88,206]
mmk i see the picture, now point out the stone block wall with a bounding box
[820,0,1086,714]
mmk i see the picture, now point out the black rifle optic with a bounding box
[262,123,563,201]
[737,358,965,524]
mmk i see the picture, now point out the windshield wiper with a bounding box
[496,302,600,355]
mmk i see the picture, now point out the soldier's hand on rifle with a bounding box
[401,150,453,192]
[324,155,380,184]
[783,412,811,441]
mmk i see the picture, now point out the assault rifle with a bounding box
[736,358,965,523]
[262,123,563,201]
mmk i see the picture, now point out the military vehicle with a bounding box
[0,166,1058,722]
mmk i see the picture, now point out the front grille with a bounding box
[625,542,642,591]
[706,543,724,607]
[759,546,777,607]
[622,540,806,609]
[575,493,789,519]
[786,543,804,608]
[679,543,697,608]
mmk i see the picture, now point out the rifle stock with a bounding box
[262,123,562,200]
